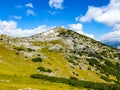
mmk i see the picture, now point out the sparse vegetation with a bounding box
[30,74,120,90]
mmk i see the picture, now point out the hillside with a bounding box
[117,46,120,49]
[0,27,120,90]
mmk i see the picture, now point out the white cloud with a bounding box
[77,0,120,26]
[25,3,34,16]
[76,0,120,42]
[0,20,50,37]
[0,21,17,30]
[49,0,64,9]
[100,30,120,42]
[10,16,22,20]
[0,20,94,38]
[68,23,94,38]
[69,23,83,32]
[100,24,120,42]
[25,3,33,8]
[27,9,35,16]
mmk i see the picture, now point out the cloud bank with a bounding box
[0,20,94,39]
[0,20,50,37]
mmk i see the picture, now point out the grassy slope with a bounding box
[0,44,85,90]
[40,48,106,83]
[0,39,117,90]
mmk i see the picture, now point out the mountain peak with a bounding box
[53,26,67,30]
[50,26,68,34]
[31,26,69,38]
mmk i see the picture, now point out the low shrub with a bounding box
[32,57,42,62]
[37,67,52,73]
[37,67,46,72]
[15,52,19,55]
[16,48,25,51]
[86,58,99,66]
[100,75,112,82]
[70,77,78,80]
[47,69,52,73]
[27,48,35,52]
[105,60,115,68]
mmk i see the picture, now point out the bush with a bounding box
[105,60,115,68]
[32,57,42,62]
[47,69,52,73]
[15,52,19,55]
[37,67,52,73]
[37,67,46,72]
[100,76,112,82]
[68,59,75,65]
[116,63,120,71]
[88,67,91,70]
[27,48,35,52]
[70,77,78,80]
[86,58,99,66]
[16,48,25,51]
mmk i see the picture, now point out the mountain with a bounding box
[0,27,120,90]
[103,41,120,48]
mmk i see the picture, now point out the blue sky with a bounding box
[0,0,120,42]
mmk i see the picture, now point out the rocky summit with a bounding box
[0,27,120,90]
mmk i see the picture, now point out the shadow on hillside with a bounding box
[30,74,120,90]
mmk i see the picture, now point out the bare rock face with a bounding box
[117,46,120,49]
